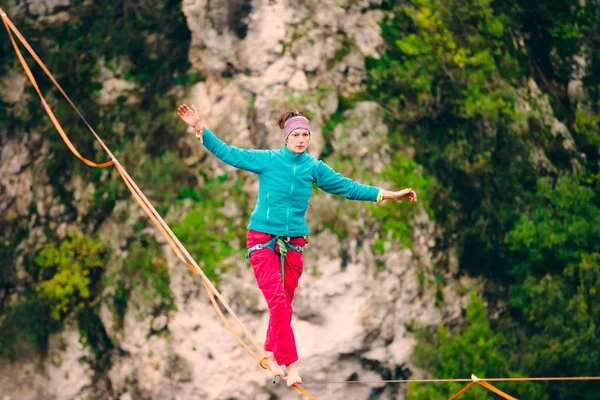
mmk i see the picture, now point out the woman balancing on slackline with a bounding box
[177,105,417,387]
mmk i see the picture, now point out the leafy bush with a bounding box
[505,175,600,398]
[0,234,104,359]
[35,234,105,320]
[372,153,435,249]
[109,235,177,330]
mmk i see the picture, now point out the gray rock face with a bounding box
[332,102,390,175]
[0,136,33,221]
[0,324,92,400]
[26,0,70,16]
[0,69,27,104]
[514,78,581,172]
[151,315,169,333]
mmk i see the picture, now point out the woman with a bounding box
[177,105,417,387]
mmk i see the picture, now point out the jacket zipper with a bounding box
[286,163,297,236]
[266,194,270,220]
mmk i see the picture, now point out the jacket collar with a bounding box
[282,145,306,161]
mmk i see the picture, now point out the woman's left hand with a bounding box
[382,188,418,202]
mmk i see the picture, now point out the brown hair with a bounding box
[276,110,306,129]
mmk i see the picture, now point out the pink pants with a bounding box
[246,230,306,366]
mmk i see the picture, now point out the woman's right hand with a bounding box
[177,104,201,129]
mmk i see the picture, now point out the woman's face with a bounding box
[286,129,310,153]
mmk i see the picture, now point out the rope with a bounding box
[2,11,114,160]
[303,376,600,400]
[302,376,600,384]
[452,375,518,400]
[1,8,318,399]
[2,16,114,167]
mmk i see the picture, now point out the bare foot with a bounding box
[286,363,302,387]
[266,352,285,380]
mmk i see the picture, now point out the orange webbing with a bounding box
[200,277,262,361]
[116,164,269,356]
[2,13,114,159]
[117,161,318,398]
[448,382,477,400]
[476,380,518,400]
[449,379,519,400]
[2,16,114,168]
[1,9,319,399]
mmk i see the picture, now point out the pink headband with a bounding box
[283,115,311,140]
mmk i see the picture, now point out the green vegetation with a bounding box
[504,176,600,398]
[172,202,237,284]
[372,153,435,249]
[368,0,599,398]
[109,235,177,331]
[0,234,105,359]
[0,290,62,360]
[174,176,249,284]
[408,293,544,399]
[35,234,105,320]
[132,151,193,214]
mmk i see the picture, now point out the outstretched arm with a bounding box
[177,104,267,174]
[315,161,417,203]
[314,161,379,201]
[377,188,417,202]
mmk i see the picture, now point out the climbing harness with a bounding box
[246,235,304,287]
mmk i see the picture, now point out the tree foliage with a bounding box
[0,234,104,359]
[35,234,105,320]
[369,0,600,398]
[505,175,600,398]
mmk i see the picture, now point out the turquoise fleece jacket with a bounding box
[202,128,380,237]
